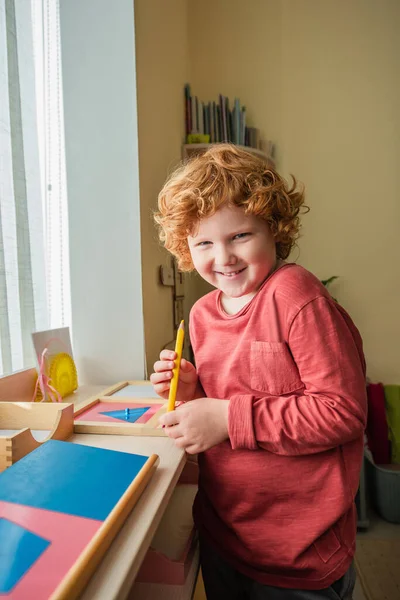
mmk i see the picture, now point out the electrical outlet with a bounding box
[160,265,174,286]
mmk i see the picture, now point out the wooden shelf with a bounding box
[182,143,274,165]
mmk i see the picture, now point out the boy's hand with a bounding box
[150,350,198,403]
[159,398,229,454]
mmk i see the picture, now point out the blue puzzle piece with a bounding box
[0,517,50,593]
[100,407,150,423]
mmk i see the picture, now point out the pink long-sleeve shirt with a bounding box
[190,263,366,590]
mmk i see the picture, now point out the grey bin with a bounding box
[365,453,400,524]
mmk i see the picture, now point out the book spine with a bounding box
[199,101,204,134]
[213,102,217,143]
[242,108,246,145]
[225,97,231,142]
[216,105,221,142]
[219,94,227,142]
[235,98,240,145]
[232,104,236,144]
[209,102,214,142]
[184,84,191,137]
[191,96,197,133]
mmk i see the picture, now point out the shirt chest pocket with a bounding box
[250,341,303,396]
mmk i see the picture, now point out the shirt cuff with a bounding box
[228,394,258,450]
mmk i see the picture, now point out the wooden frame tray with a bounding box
[73,381,167,436]
[0,439,158,599]
[0,401,74,472]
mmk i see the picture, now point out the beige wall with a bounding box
[188,0,283,161]
[135,0,189,374]
[188,0,400,384]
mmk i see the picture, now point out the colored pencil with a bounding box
[167,321,185,412]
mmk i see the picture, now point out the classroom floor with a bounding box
[193,511,400,600]
[354,510,400,600]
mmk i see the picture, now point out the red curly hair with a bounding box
[155,144,308,271]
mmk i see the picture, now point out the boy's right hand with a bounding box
[150,350,198,403]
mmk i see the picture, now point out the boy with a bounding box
[151,144,366,599]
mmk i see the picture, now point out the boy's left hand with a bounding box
[159,398,229,454]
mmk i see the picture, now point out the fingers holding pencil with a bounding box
[167,321,185,411]
[151,357,190,392]
[150,324,198,403]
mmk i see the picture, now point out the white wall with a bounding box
[60,0,145,384]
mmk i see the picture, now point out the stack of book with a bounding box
[184,84,273,154]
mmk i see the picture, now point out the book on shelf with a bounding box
[240,106,246,146]
[184,84,191,137]
[216,104,221,142]
[209,102,215,143]
[191,95,196,133]
[184,84,273,156]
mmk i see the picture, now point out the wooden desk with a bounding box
[0,374,189,600]
[69,386,187,600]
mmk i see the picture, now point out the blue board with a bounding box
[0,440,149,521]
[0,440,157,599]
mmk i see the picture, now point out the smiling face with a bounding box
[188,204,277,308]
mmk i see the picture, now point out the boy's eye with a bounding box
[233,232,250,240]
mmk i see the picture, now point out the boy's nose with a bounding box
[214,245,237,266]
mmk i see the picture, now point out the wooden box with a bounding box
[0,401,74,472]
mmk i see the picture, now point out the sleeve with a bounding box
[228,297,367,455]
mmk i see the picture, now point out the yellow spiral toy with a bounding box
[48,352,78,398]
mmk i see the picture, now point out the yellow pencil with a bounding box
[167,320,185,412]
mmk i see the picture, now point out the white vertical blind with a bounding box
[32,0,70,330]
[0,0,70,376]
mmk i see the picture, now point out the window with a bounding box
[0,0,70,376]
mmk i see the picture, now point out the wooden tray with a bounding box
[0,439,158,599]
[0,401,73,472]
[73,381,167,436]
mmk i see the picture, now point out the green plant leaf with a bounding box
[321,276,339,287]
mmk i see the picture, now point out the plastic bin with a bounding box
[365,453,400,523]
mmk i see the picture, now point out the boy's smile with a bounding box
[215,267,246,277]
[188,204,277,312]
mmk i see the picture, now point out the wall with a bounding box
[188,0,283,162]
[134,0,191,373]
[279,0,400,384]
[60,0,145,383]
[188,0,400,383]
